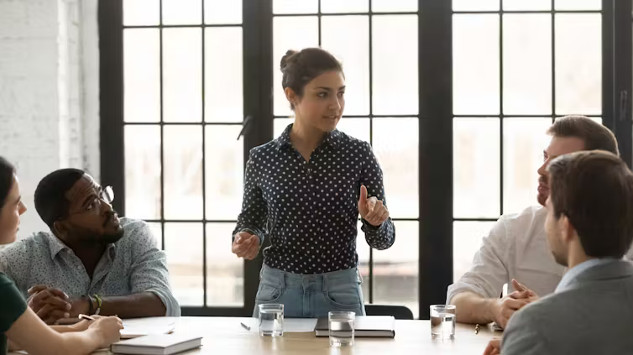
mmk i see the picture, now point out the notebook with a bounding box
[110,334,202,355]
[315,316,396,338]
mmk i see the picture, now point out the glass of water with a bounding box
[430,304,456,339]
[258,304,284,337]
[328,311,355,347]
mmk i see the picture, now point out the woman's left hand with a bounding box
[358,185,389,227]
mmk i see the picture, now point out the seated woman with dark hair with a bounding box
[0,156,123,355]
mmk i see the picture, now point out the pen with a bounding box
[240,322,251,331]
[475,323,480,334]
[79,314,95,321]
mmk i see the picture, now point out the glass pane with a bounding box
[205,28,243,122]
[165,223,203,306]
[372,15,418,115]
[273,16,319,117]
[371,0,417,12]
[356,220,370,303]
[123,0,159,26]
[204,0,242,24]
[205,126,243,220]
[206,223,243,306]
[336,118,370,143]
[322,16,370,115]
[322,0,368,13]
[503,0,550,10]
[273,0,318,14]
[555,14,601,115]
[453,15,500,115]
[503,118,552,214]
[453,118,500,218]
[373,221,419,318]
[125,126,162,219]
[124,29,160,123]
[162,0,201,25]
[555,0,601,10]
[164,126,203,219]
[453,0,499,11]
[163,29,202,122]
[373,118,418,219]
[274,118,293,137]
[503,15,551,115]
[147,222,163,250]
[453,221,496,282]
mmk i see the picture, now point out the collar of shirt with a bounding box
[45,233,117,261]
[275,123,343,151]
[555,257,617,293]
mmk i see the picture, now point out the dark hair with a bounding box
[547,115,619,156]
[34,168,85,228]
[0,156,16,209]
[547,150,633,258]
[280,48,343,110]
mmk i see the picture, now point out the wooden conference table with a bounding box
[107,317,498,354]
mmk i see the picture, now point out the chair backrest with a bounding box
[365,304,414,320]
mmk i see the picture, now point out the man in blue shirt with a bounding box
[0,169,180,324]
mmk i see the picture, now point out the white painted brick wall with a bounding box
[0,0,99,238]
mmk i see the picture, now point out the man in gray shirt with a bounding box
[484,150,633,354]
[0,168,180,324]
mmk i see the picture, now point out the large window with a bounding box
[100,0,632,318]
[452,0,603,281]
[120,0,245,310]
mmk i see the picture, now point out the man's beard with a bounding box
[99,228,125,244]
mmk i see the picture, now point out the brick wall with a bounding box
[0,0,99,237]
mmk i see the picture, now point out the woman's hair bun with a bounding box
[280,49,299,72]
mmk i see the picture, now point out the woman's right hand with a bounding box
[88,316,123,347]
[232,231,260,260]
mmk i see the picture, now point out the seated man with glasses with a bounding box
[0,169,180,324]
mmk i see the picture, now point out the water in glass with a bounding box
[329,311,355,347]
[259,305,284,337]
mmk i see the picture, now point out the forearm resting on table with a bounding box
[7,309,110,355]
[8,323,81,351]
[450,291,496,324]
[99,292,166,318]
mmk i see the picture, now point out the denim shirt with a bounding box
[234,124,396,274]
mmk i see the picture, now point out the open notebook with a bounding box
[120,317,178,339]
[315,316,396,338]
[110,334,202,355]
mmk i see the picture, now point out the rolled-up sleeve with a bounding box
[446,220,509,303]
[360,142,395,250]
[129,222,181,316]
[233,149,268,245]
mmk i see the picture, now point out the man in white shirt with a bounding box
[447,115,621,328]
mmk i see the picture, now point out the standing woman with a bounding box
[232,48,396,318]
[0,156,123,355]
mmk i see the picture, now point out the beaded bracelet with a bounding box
[93,294,103,315]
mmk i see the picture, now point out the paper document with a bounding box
[121,317,178,339]
[284,318,318,332]
[243,318,318,333]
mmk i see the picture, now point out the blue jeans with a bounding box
[253,264,366,318]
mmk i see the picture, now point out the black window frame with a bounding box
[99,0,632,318]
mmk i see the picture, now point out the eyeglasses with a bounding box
[70,186,114,215]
